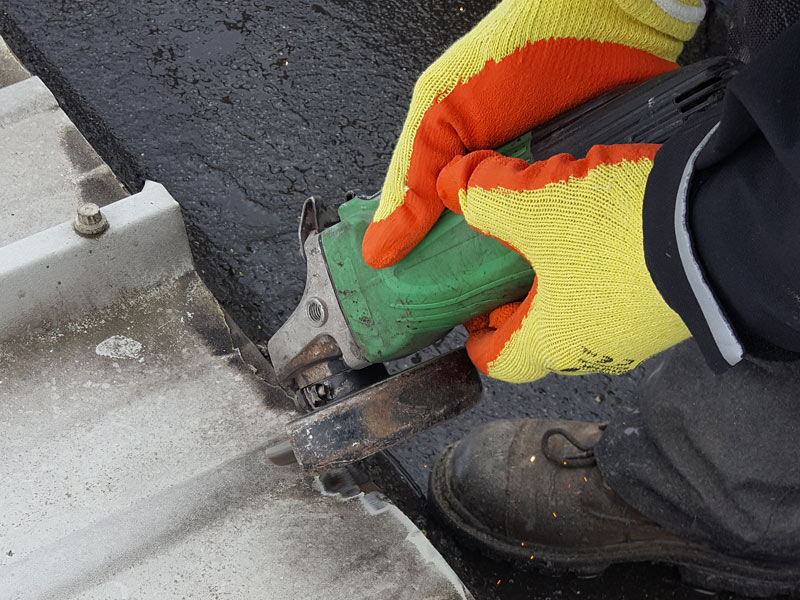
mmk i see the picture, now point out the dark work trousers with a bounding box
[595,341,800,561]
[594,0,800,562]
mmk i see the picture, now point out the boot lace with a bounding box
[541,425,606,468]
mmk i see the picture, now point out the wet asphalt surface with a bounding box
[0,2,744,598]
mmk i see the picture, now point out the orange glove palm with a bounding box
[362,0,705,269]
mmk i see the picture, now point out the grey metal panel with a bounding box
[0,33,470,600]
[0,270,469,600]
[0,182,194,341]
[0,77,127,247]
[0,35,29,88]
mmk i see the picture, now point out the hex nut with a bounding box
[306,297,327,327]
[74,203,109,236]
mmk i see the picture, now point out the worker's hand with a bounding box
[437,145,690,383]
[361,0,705,268]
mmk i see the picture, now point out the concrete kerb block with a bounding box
[0,34,30,88]
[0,76,59,127]
[0,181,194,341]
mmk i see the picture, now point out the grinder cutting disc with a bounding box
[266,349,482,473]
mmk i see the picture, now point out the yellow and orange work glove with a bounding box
[437,145,691,383]
[361,0,705,269]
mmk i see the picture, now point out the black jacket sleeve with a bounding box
[642,22,800,371]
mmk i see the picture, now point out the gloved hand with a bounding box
[362,0,705,268]
[437,145,690,383]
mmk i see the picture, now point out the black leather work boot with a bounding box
[428,419,800,597]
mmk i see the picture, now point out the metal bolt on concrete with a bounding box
[73,202,109,236]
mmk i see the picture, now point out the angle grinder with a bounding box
[266,57,740,474]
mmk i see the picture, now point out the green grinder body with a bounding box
[320,198,533,363]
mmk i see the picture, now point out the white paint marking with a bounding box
[95,335,143,360]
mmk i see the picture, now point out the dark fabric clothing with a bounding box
[721,0,800,61]
[678,0,800,64]
[643,21,800,369]
[596,340,800,561]
[594,2,800,563]
[589,0,800,564]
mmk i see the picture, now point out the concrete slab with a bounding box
[0,35,28,88]
[0,34,471,599]
[0,181,194,340]
[0,74,126,246]
[0,270,468,600]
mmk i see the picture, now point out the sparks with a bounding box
[553,512,558,518]
[520,542,525,547]
[496,579,502,585]
[583,476,588,483]
[529,455,536,463]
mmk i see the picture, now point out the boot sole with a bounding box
[429,444,800,598]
